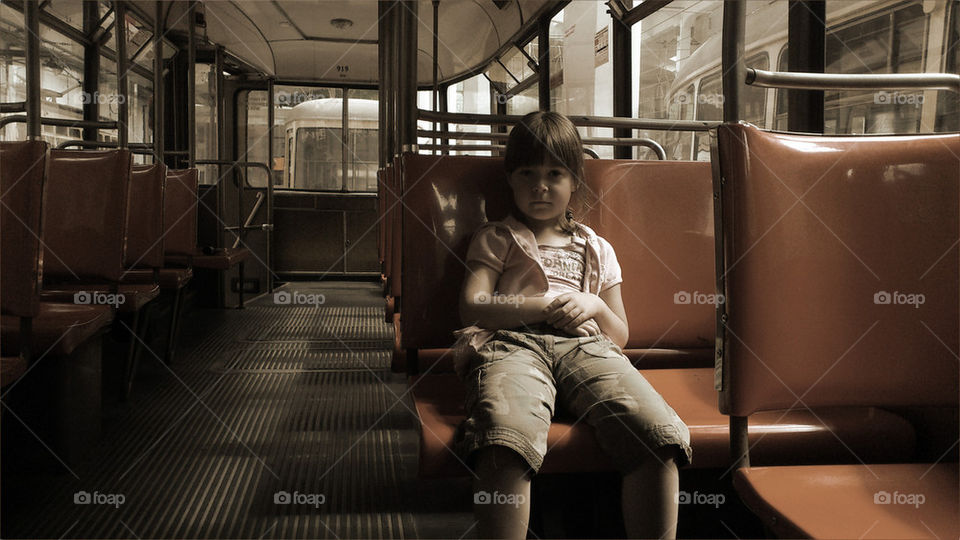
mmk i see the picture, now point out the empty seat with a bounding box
[714,122,959,538]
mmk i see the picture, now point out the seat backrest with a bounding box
[0,141,47,317]
[44,149,131,283]
[581,161,716,350]
[125,163,167,269]
[401,154,511,349]
[715,122,959,416]
[400,154,718,352]
[164,168,199,257]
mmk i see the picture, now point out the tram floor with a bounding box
[1,281,762,539]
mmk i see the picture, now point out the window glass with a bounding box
[295,127,341,191]
[446,73,493,156]
[935,0,958,132]
[1,3,27,140]
[196,64,219,185]
[41,0,84,31]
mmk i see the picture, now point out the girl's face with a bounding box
[507,159,576,228]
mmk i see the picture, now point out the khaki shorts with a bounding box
[455,329,692,474]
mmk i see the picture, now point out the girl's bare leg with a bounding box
[473,445,532,539]
[622,446,680,539]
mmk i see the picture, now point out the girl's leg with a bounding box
[622,446,679,539]
[474,445,532,539]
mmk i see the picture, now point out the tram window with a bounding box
[0,3,26,140]
[447,74,493,156]
[196,64,219,185]
[295,128,341,191]
[935,0,959,132]
[824,3,928,134]
[694,54,767,160]
[242,90,270,188]
[505,86,539,116]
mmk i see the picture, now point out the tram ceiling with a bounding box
[159,0,553,85]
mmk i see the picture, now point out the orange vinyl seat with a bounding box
[399,152,918,477]
[714,123,959,539]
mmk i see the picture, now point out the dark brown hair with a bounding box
[504,111,585,234]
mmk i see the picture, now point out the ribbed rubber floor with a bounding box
[0,285,478,539]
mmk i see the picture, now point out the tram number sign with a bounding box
[337,65,349,77]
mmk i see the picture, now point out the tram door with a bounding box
[220,78,275,300]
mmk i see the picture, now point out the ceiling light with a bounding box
[330,18,353,30]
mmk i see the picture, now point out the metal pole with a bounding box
[721,0,745,122]
[787,0,825,133]
[399,0,418,151]
[215,46,226,249]
[612,16,632,158]
[538,15,551,111]
[266,78,274,292]
[24,0,41,139]
[432,0,439,155]
[386,1,398,160]
[115,1,128,147]
[187,0,197,167]
[82,1,100,142]
[342,88,349,191]
[378,0,388,167]
[154,1,164,162]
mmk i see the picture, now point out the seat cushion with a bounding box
[1,356,27,387]
[733,463,959,539]
[120,267,193,290]
[411,368,916,477]
[2,302,114,357]
[412,347,715,375]
[39,284,160,312]
[165,247,252,270]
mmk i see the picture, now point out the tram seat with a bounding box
[160,168,251,307]
[37,150,161,312]
[715,123,959,539]
[0,143,115,359]
[401,153,918,478]
[0,142,115,463]
[120,166,195,292]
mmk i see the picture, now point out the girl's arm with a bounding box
[459,264,554,329]
[543,285,629,348]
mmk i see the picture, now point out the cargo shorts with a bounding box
[455,328,692,474]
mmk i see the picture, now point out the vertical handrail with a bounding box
[115,1,128,147]
[153,1,164,162]
[24,0,40,139]
[187,1,197,168]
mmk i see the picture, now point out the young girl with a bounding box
[454,111,692,539]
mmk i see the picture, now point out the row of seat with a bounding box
[376,123,958,538]
[0,140,250,463]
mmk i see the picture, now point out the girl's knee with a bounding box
[476,445,530,473]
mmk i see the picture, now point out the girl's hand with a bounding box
[572,318,601,337]
[544,292,603,333]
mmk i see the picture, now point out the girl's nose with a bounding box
[533,182,547,193]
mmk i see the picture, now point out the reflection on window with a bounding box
[296,127,341,191]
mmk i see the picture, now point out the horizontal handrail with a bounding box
[56,140,189,156]
[0,115,119,130]
[193,159,272,176]
[418,109,719,132]
[419,144,506,152]
[745,68,960,92]
[0,102,26,114]
[417,131,667,159]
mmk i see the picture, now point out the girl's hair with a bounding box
[504,111,585,234]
